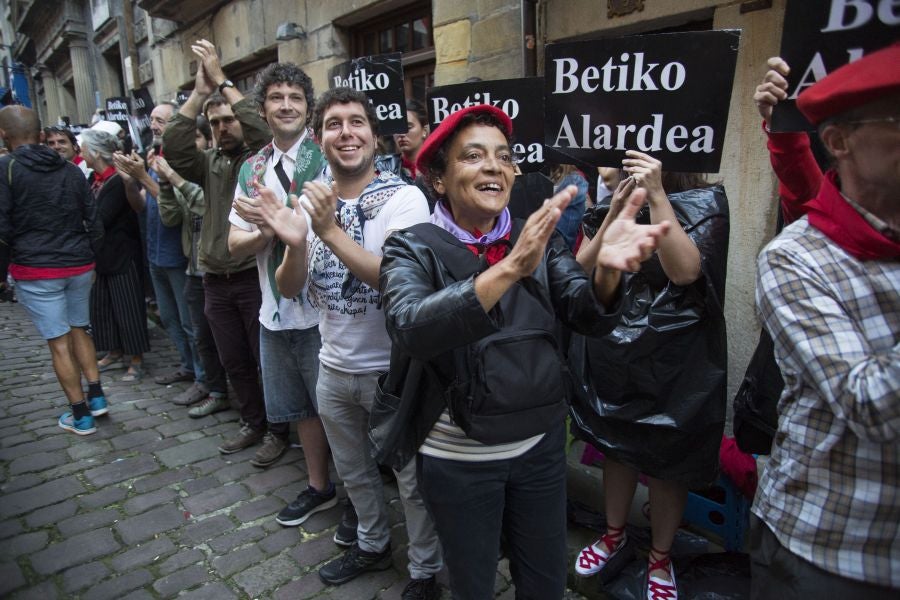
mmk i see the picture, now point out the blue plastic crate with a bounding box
[681,474,750,552]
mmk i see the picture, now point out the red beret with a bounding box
[416,104,514,174]
[797,42,900,125]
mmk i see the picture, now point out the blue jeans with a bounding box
[16,270,93,340]
[418,423,568,599]
[149,264,200,380]
[259,325,321,422]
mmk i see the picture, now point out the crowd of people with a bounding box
[0,35,896,600]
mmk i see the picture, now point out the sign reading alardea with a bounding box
[544,30,741,172]
[427,77,544,173]
[329,52,406,135]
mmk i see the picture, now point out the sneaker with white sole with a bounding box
[87,396,108,417]
[58,411,96,435]
[276,486,338,526]
[188,395,229,419]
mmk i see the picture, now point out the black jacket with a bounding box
[379,222,623,453]
[91,172,142,275]
[0,144,101,279]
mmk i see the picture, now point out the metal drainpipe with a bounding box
[522,0,537,77]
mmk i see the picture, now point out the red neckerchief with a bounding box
[90,165,116,196]
[806,170,900,261]
[72,155,84,166]
[401,155,417,179]
[466,228,511,266]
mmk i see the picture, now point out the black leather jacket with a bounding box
[379,222,623,443]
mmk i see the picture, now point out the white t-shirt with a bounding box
[229,135,320,332]
[302,184,429,373]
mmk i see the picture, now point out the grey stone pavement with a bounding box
[0,299,594,600]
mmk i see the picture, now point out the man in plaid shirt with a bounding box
[751,43,900,598]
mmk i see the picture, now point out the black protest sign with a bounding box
[175,90,190,106]
[130,87,155,152]
[771,0,900,132]
[544,30,741,173]
[427,77,545,173]
[105,97,131,129]
[329,53,406,135]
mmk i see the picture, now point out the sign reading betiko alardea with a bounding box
[427,77,544,173]
[770,0,900,132]
[329,52,406,135]
[544,30,741,173]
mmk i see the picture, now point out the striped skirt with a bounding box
[90,261,150,355]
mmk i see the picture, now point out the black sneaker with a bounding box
[318,542,392,585]
[276,486,338,527]
[402,576,440,600]
[333,500,358,547]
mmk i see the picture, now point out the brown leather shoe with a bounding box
[250,432,288,468]
[218,424,265,454]
[154,369,194,385]
[172,382,209,406]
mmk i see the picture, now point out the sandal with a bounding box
[98,353,125,372]
[122,364,144,382]
[575,524,633,582]
[646,546,678,600]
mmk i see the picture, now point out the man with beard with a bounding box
[162,40,278,461]
[114,101,200,387]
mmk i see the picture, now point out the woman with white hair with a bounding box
[80,129,149,381]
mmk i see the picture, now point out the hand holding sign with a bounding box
[754,57,791,125]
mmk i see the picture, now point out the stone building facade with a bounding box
[9,0,799,399]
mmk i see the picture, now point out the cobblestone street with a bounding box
[0,299,445,600]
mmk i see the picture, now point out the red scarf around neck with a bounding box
[805,170,900,261]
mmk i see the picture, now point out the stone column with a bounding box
[67,37,96,123]
[39,67,63,126]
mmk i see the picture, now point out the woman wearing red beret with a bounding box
[379,104,670,599]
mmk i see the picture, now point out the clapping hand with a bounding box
[299,181,340,238]
[597,187,669,272]
[506,185,575,278]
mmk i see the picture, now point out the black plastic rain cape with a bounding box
[570,185,730,487]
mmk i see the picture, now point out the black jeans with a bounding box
[184,275,227,395]
[749,515,897,600]
[202,269,286,436]
[417,422,567,600]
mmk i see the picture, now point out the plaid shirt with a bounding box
[753,215,900,588]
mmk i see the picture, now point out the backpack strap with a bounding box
[7,158,15,186]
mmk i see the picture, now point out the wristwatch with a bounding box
[218,79,235,93]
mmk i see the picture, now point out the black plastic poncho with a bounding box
[570,185,730,486]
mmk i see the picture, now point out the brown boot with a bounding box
[250,432,288,467]
[218,423,264,454]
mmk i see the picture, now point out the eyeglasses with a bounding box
[844,116,900,129]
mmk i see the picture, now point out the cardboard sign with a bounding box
[544,30,741,173]
[130,87,155,152]
[329,53,406,135]
[105,97,130,128]
[771,0,900,131]
[427,77,545,173]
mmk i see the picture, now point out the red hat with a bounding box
[797,42,900,125]
[416,104,514,174]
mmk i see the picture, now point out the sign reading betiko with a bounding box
[329,52,406,135]
[771,0,900,132]
[544,30,741,173]
[427,77,544,173]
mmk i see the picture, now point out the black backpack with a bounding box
[732,209,786,455]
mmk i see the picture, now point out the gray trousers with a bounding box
[316,363,442,579]
[750,515,897,599]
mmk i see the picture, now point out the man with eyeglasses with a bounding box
[751,42,900,599]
